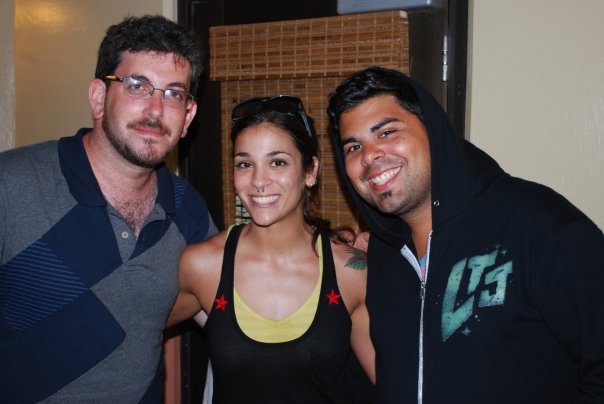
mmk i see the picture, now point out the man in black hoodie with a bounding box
[327,66,604,403]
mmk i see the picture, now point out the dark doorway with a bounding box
[176,1,467,402]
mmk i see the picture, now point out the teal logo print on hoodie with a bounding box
[441,247,513,341]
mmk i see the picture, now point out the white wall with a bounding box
[467,0,603,229]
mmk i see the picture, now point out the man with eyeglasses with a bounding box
[0,15,216,403]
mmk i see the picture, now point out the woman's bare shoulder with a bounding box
[330,239,368,311]
[330,240,368,275]
[180,229,229,272]
[178,229,232,310]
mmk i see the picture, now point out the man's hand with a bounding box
[353,231,370,252]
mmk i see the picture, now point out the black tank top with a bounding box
[205,224,357,403]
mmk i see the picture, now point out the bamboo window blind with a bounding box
[209,10,409,229]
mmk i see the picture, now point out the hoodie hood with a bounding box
[331,73,507,250]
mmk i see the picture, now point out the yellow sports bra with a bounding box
[234,235,323,343]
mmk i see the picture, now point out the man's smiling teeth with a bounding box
[369,167,401,185]
[251,195,279,204]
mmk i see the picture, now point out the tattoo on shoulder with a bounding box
[345,247,367,270]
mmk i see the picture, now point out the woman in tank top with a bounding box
[168,95,375,403]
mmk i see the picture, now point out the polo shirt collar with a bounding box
[58,128,176,216]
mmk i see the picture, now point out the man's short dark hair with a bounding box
[95,15,203,94]
[327,66,423,140]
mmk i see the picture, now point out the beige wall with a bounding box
[0,1,16,152]
[467,0,603,229]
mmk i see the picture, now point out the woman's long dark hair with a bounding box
[231,103,353,253]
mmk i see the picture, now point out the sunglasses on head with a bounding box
[231,95,313,138]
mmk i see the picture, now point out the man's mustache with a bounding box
[127,119,171,136]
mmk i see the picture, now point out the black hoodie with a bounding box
[330,72,604,403]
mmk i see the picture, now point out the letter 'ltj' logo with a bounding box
[441,246,513,341]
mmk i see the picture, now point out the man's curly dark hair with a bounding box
[94,15,203,94]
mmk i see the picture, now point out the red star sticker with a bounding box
[326,289,341,305]
[214,294,229,311]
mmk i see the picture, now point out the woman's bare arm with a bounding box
[332,242,376,384]
[167,231,227,328]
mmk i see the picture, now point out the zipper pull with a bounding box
[420,281,426,300]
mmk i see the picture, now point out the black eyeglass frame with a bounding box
[231,95,313,138]
[104,75,195,108]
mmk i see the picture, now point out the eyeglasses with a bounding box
[231,95,313,137]
[105,75,194,109]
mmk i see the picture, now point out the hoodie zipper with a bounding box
[400,232,432,404]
